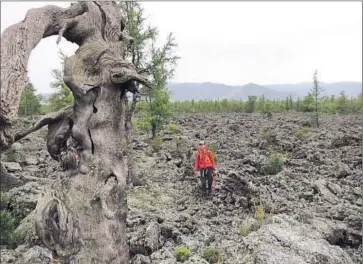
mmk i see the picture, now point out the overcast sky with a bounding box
[1,1,362,94]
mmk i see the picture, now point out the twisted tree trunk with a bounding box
[1,1,152,263]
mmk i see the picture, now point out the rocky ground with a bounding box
[1,113,362,264]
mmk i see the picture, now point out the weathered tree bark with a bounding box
[1,1,152,263]
[0,2,88,149]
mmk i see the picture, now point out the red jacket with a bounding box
[194,145,216,171]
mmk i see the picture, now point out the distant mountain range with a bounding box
[167,81,362,101]
[40,81,362,102]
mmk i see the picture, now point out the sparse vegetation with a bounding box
[238,204,270,237]
[0,193,28,246]
[208,142,219,154]
[203,246,222,264]
[151,136,163,153]
[267,153,286,174]
[3,147,22,162]
[0,210,16,245]
[260,126,270,139]
[135,120,151,134]
[260,153,286,175]
[174,246,191,262]
[255,204,266,221]
[168,123,180,134]
[238,224,251,236]
[294,128,310,141]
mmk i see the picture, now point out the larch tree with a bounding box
[119,1,179,184]
[48,51,74,112]
[311,70,324,127]
[0,2,155,263]
[18,83,43,117]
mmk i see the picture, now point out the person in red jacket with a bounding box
[194,141,216,196]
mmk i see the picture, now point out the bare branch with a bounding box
[13,106,73,142]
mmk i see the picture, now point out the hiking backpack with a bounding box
[197,146,213,169]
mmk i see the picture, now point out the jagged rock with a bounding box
[3,162,22,172]
[331,135,360,148]
[24,156,38,166]
[150,248,176,264]
[145,222,162,253]
[292,148,307,159]
[0,164,23,191]
[335,163,351,178]
[14,246,52,264]
[185,256,209,263]
[0,249,17,263]
[4,113,362,264]
[162,152,173,161]
[312,179,338,204]
[12,142,23,151]
[244,215,355,264]
[132,254,151,264]
[326,181,342,196]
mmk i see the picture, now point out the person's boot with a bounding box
[206,190,210,197]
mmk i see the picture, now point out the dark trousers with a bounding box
[200,168,213,194]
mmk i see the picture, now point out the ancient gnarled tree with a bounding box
[1,1,152,263]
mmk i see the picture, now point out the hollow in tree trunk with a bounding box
[1,1,152,263]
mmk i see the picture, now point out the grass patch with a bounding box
[255,204,266,221]
[151,136,163,153]
[174,246,191,262]
[135,120,150,134]
[261,152,286,175]
[207,142,219,154]
[294,128,310,141]
[260,126,270,139]
[238,204,271,237]
[202,246,222,263]
[168,123,180,134]
[2,147,24,163]
[238,224,251,236]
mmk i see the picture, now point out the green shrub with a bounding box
[0,193,29,246]
[202,246,222,263]
[260,126,270,139]
[238,224,251,236]
[153,136,163,145]
[300,120,312,127]
[238,220,264,237]
[1,194,28,225]
[0,210,16,245]
[174,246,191,262]
[3,147,24,163]
[294,128,310,141]
[168,123,180,134]
[135,120,150,134]
[238,205,270,237]
[151,136,163,153]
[261,153,286,175]
[208,142,219,154]
[255,204,266,221]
